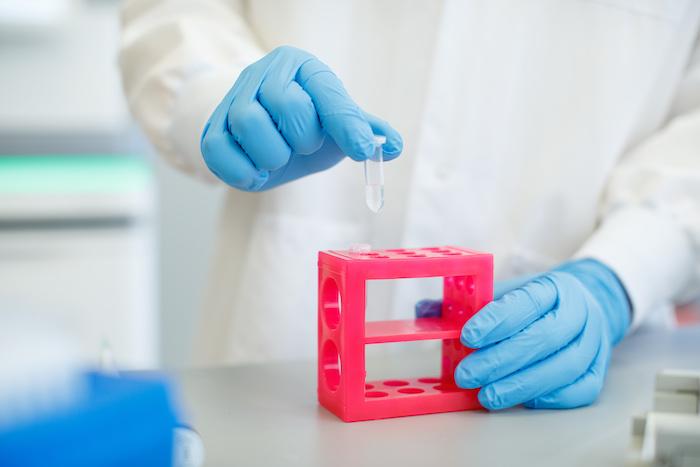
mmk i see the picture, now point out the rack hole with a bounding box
[322,340,341,392]
[383,380,409,387]
[322,277,341,329]
[418,377,441,384]
[433,384,460,392]
[398,387,424,394]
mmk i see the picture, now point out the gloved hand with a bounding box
[200,46,403,191]
[415,259,631,410]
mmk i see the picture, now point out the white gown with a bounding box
[119,0,700,364]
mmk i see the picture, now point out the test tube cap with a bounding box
[349,243,371,253]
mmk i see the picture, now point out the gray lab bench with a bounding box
[176,326,700,467]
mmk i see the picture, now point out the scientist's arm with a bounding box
[574,44,700,330]
[417,42,700,411]
[119,0,402,190]
[119,0,261,181]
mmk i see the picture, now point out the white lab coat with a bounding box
[120,0,700,365]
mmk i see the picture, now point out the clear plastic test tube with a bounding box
[364,135,386,213]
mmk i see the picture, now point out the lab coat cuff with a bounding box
[574,205,695,329]
[168,71,238,184]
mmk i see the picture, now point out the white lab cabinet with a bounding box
[0,156,157,368]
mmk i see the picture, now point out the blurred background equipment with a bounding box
[0,0,224,367]
[0,310,86,428]
[0,310,180,467]
[0,370,178,467]
[0,155,157,367]
[628,369,700,466]
[0,0,73,34]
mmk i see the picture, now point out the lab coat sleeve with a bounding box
[118,0,264,181]
[576,44,700,328]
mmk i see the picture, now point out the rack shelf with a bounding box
[365,318,462,344]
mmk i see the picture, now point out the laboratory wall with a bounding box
[0,0,222,368]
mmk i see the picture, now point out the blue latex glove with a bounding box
[415,259,631,410]
[200,46,403,191]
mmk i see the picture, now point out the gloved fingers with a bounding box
[461,275,559,348]
[523,337,610,409]
[493,274,541,300]
[455,300,587,388]
[296,58,374,161]
[201,120,268,191]
[415,299,442,318]
[476,307,602,410]
[262,138,346,190]
[227,99,292,171]
[258,79,325,155]
[363,112,403,161]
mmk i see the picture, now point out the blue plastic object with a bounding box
[201,45,403,191]
[0,372,178,467]
[416,259,631,410]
